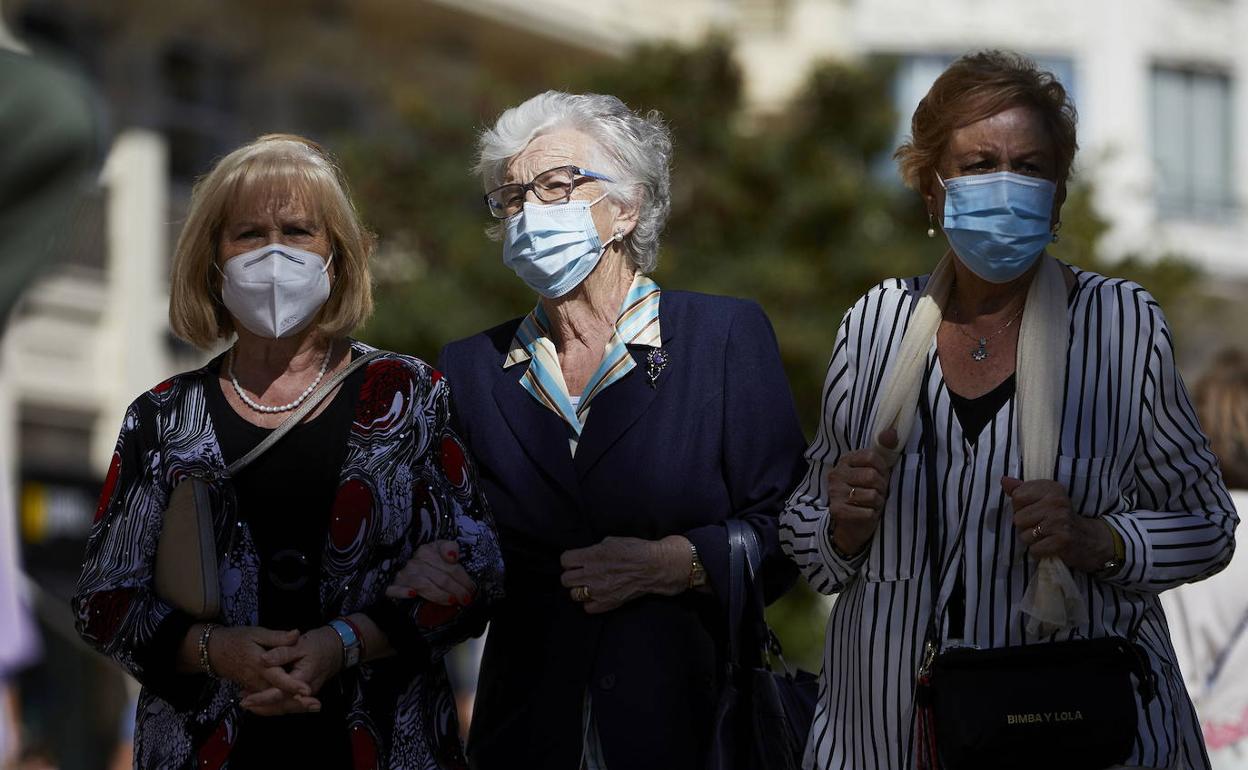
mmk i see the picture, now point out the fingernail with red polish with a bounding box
[461,594,473,605]
[407,589,418,598]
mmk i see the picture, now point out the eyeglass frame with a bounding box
[483,165,615,219]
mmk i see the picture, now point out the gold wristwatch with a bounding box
[689,543,708,588]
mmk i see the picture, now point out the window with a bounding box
[1151,66,1234,219]
[159,45,240,181]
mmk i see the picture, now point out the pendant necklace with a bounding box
[950,302,1025,362]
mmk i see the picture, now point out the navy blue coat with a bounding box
[439,290,807,770]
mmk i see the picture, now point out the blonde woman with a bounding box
[73,134,502,769]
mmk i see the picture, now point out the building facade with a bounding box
[441,0,1246,278]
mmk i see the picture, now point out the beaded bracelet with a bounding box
[198,623,218,676]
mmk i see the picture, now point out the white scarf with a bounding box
[871,252,1083,636]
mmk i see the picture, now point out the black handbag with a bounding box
[707,519,819,770]
[911,390,1157,770]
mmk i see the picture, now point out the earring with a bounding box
[1051,220,1062,243]
[926,212,936,238]
[613,230,624,243]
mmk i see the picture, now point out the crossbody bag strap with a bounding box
[223,348,384,477]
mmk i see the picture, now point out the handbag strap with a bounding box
[223,347,384,477]
[724,518,763,665]
[725,518,748,665]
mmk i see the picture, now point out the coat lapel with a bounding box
[573,318,676,478]
[492,365,582,499]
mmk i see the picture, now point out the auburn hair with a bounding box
[895,50,1078,191]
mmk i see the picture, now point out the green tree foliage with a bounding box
[342,37,1197,670]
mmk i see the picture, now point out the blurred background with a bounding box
[0,0,1245,767]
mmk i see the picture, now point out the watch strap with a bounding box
[328,618,362,669]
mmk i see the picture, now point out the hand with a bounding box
[1003,477,1115,573]
[824,428,899,556]
[385,540,476,606]
[560,535,690,614]
[207,626,310,700]
[243,627,344,716]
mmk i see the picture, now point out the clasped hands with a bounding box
[204,624,342,717]
[558,534,695,613]
[204,541,479,718]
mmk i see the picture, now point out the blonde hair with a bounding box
[168,134,375,349]
[1195,348,1248,489]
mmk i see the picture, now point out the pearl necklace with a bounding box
[229,344,333,414]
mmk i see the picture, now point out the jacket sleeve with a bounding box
[682,301,806,606]
[1101,299,1238,593]
[72,397,208,709]
[779,303,871,595]
[362,371,504,661]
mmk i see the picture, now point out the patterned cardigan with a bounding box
[73,342,504,770]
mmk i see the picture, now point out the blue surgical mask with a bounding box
[939,171,1056,283]
[503,194,612,299]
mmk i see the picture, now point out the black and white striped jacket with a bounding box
[781,268,1237,770]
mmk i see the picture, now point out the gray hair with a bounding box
[475,91,673,274]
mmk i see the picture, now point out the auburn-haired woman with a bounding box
[782,52,1236,770]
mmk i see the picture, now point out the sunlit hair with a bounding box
[475,91,672,274]
[1195,348,1248,489]
[894,50,1079,191]
[168,133,375,349]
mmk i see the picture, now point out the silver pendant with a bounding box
[971,338,989,361]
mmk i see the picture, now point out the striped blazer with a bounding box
[781,268,1238,770]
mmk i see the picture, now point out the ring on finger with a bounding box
[1031,524,1043,541]
[571,585,591,603]
[848,487,858,504]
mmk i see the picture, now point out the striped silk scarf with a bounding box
[504,274,662,451]
[869,252,1083,636]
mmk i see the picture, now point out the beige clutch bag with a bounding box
[153,349,383,619]
[155,478,221,618]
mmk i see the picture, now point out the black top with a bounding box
[948,374,1017,446]
[203,355,367,769]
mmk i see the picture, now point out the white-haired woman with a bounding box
[388,91,807,768]
[73,134,503,769]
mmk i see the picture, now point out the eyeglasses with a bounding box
[484,165,615,219]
